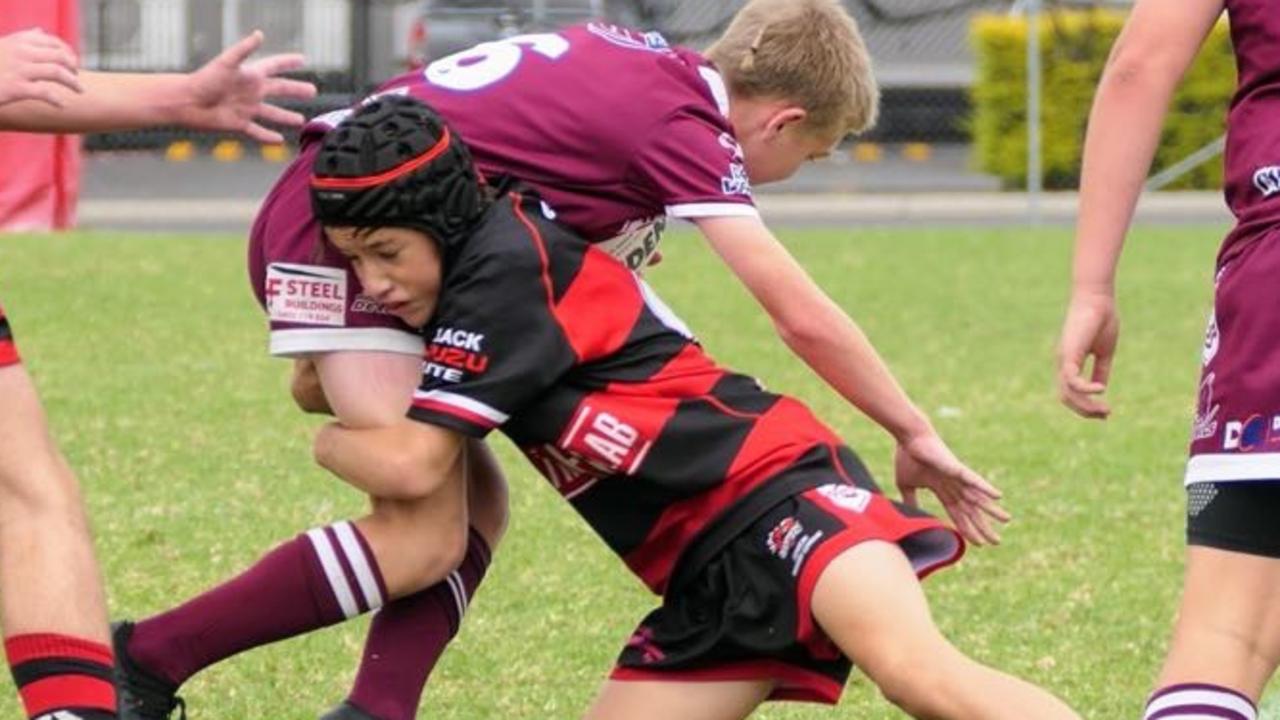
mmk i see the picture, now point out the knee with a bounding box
[0,453,83,520]
[864,646,955,719]
[367,504,470,591]
[405,523,469,591]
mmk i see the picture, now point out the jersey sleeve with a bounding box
[629,106,760,222]
[407,227,577,437]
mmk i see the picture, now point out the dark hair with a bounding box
[309,95,489,254]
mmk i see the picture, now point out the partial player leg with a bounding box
[1142,544,1280,719]
[583,678,773,720]
[114,463,470,719]
[813,540,1080,719]
[0,361,117,719]
[335,441,507,720]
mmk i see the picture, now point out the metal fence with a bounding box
[81,0,1015,149]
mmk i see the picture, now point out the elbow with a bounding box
[291,361,331,415]
[1100,39,1178,93]
[383,432,462,500]
[775,312,828,351]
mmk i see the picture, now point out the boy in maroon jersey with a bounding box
[1057,0,1280,718]
[217,2,1013,718]
[114,96,1080,720]
[0,28,314,720]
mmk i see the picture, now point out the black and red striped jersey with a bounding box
[408,190,851,593]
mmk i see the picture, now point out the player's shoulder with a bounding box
[567,23,728,114]
[454,186,571,271]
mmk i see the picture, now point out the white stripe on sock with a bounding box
[332,521,384,611]
[1146,688,1256,720]
[305,528,360,619]
[445,571,467,619]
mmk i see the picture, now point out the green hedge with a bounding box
[970,10,1235,190]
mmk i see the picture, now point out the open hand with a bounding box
[178,30,317,143]
[895,433,1010,546]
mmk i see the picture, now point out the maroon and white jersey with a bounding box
[0,303,17,367]
[405,188,948,594]
[1220,0,1280,260]
[303,22,757,268]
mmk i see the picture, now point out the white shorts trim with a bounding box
[269,328,424,358]
[665,202,760,220]
[1185,453,1280,485]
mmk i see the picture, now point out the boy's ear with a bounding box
[765,107,808,138]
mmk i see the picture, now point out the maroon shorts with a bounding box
[1187,231,1280,484]
[612,481,963,704]
[246,145,423,358]
[0,303,19,367]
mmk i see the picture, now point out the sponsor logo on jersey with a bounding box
[433,326,485,351]
[423,327,489,383]
[265,263,347,327]
[815,483,873,513]
[587,23,671,53]
[351,294,392,315]
[598,216,666,271]
[1223,413,1268,451]
[1192,372,1220,442]
[1202,311,1219,366]
[721,163,752,197]
[718,132,745,162]
[525,443,612,499]
[766,517,803,558]
[1254,165,1280,197]
[765,517,824,575]
[559,404,652,474]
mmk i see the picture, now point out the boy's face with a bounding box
[325,225,443,328]
[734,104,843,185]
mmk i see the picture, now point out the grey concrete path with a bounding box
[75,150,1231,233]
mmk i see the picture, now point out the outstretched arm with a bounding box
[696,215,1007,544]
[0,30,316,140]
[1057,0,1223,419]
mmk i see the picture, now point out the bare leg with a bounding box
[0,364,108,641]
[813,541,1080,720]
[583,678,773,720]
[1155,545,1280,700]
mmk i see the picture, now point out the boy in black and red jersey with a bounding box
[114,96,1080,719]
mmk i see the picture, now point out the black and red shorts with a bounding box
[612,453,963,704]
[0,303,19,367]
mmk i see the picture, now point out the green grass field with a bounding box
[0,221,1268,719]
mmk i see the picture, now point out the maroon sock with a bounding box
[346,528,491,720]
[127,521,387,686]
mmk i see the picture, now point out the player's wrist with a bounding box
[886,408,934,446]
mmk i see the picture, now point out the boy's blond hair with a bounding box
[706,0,878,136]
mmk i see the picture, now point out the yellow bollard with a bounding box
[212,140,244,162]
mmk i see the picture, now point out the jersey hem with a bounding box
[268,328,424,358]
[666,202,760,219]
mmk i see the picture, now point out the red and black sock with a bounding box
[5,633,117,719]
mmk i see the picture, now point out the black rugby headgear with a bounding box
[310,95,489,252]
